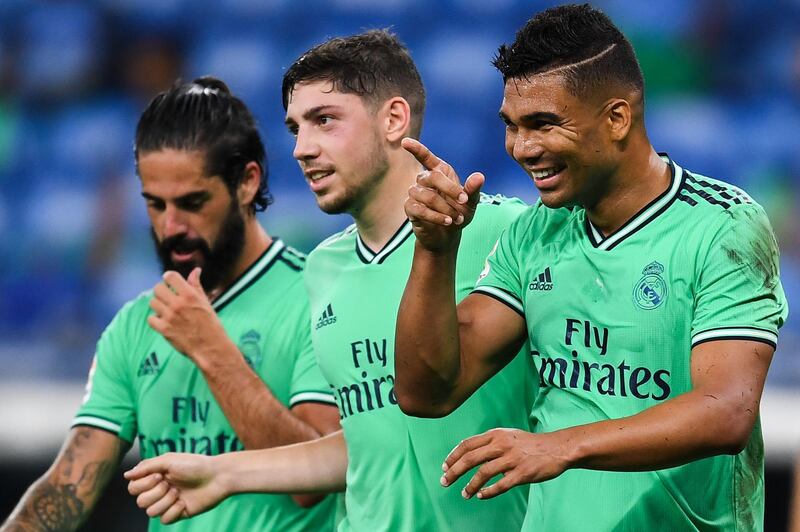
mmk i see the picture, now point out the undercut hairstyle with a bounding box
[282,29,426,138]
[135,76,272,214]
[494,4,644,99]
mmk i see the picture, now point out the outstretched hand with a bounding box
[125,453,226,524]
[402,138,485,253]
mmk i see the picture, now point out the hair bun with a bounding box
[189,76,231,95]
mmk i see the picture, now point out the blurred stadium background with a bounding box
[0,0,798,530]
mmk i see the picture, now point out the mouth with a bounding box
[304,168,335,192]
[171,249,200,263]
[529,165,566,190]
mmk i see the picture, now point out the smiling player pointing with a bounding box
[395,4,788,530]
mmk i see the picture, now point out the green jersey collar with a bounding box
[212,238,285,312]
[355,219,414,265]
[584,155,684,251]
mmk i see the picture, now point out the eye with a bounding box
[146,199,165,211]
[500,116,517,132]
[179,197,206,212]
[287,124,298,137]
[318,115,333,126]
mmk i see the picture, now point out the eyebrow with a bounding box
[284,104,343,125]
[141,190,210,202]
[499,111,562,123]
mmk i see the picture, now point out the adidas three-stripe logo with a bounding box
[137,352,160,376]
[528,267,554,291]
[316,303,337,330]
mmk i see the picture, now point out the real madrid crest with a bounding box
[239,329,263,369]
[633,261,667,310]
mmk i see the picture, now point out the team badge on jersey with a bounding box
[239,330,263,369]
[633,261,668,309]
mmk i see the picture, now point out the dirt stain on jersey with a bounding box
[722,208,779,290]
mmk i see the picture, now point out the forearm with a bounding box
[2,475,93,532]
[395,242,462,414]
[2,428,123,532]
[218,430,347,495]
[197,342,320,449]
[562,389,756,472]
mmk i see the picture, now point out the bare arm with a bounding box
[441,339,774,499]
[125,430,348,525]
[394,138,527,417]
[1,427,128,531]
[150,269,338,450]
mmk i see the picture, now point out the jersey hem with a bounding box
[691,327,778,349]
[472,286,524,316]
[289,391,336,407]
[71,416,131,442]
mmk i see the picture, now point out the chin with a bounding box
[316,194,352,215]
[537,191,571,209]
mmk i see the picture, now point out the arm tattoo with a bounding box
[2,428,124,532]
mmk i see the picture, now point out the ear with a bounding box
[383,97,412,142]
[237,161,262,212]
[605,98,632,142]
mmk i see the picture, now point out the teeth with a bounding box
[531,168,558,180]
[308,170,333,181]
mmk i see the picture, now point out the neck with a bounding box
[209,217,271,300]
[585,144,670,236]
[351,149,419,251]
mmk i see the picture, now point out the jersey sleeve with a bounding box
[471,209,527,317]
[72,304,138,443]
[288,302,336,408]
[691,202,788,348]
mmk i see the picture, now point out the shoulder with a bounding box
[678,170,772,238]
[307,224,358,268]
[99,289,154,344]
[499,198,576,243]
[272,242,307,274]
[463,193,528,240]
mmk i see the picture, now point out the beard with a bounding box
[152,201,246,292]
[316,134,390,215]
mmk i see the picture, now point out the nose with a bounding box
[162,205,189,239]
[292,126,320,161]
[511,129,544,165]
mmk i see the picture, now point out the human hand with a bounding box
[440,428,571,500]
[402,138,484,253]
[147,268,228,365]
[124,453,228,524]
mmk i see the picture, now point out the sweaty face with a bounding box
[285,81,389,214]
[138,149,246,291]
[499,74,614,209]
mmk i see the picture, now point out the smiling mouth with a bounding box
[530,167,563,180]
[305,169,334,182]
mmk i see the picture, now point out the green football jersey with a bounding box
[475,157,788,531]
[74,239,338,532]
[305,194,538,532]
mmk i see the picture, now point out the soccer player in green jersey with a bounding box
[125,30,536,531]
[1,77,340,532]
[394,4,788,531]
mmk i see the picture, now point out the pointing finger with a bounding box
[402,138,457,179]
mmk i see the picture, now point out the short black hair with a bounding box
[135,76,272,213]
[494,4,644,98]
[282,29,426,138]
